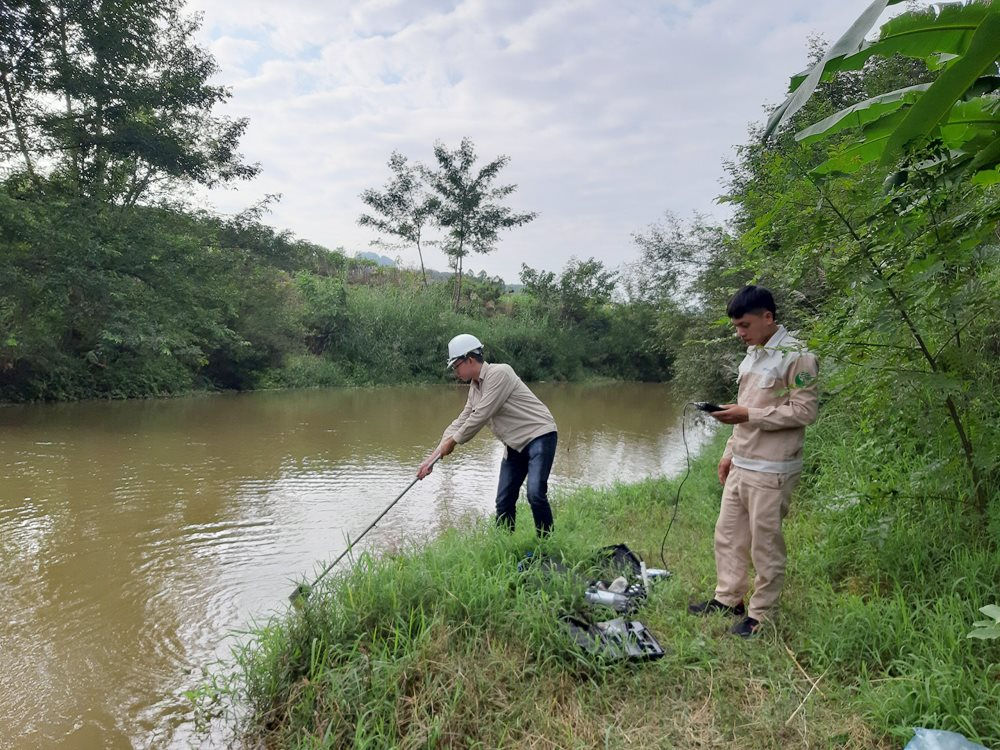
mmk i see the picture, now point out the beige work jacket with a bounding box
[444,362,557,453]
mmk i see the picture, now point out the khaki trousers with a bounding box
[713,465,799,621]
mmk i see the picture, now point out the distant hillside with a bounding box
[354,251,396,267]
[353,252,520,289]
[426,267,452,282]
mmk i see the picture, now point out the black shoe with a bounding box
[729,616,762,638]
[687,598,746,617]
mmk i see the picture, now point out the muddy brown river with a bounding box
[0,382,711,748]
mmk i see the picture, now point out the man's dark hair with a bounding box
[727,285,777,319]
[466,348,484,363]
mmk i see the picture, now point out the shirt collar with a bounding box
[471,361,490,388]
[747,324,788,357]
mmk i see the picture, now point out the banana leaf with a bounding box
[882,11,1000,163]
[789,2,993,90]
[763,0,907,140]
[796,84,931,144]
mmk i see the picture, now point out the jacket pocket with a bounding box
[758,366,782,390]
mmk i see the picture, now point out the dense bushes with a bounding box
[0,183,673,401]
[0,189,305,400]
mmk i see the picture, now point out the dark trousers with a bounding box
[495,431,557,535]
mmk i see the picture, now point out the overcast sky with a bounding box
[187,0,874,283]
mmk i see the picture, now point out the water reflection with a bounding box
[0,383,713,748]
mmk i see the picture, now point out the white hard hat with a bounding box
[446,333,483,368]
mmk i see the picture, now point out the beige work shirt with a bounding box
[443,362,557,453]
[722,325,819,474]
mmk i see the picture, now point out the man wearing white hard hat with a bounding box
[417,333,559,535]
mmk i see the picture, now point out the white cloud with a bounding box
[186,0,877,281]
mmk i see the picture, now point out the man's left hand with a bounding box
[711,404,749,424]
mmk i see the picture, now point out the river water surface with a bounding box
[0,382,711,748]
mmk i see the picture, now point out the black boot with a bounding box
[687,598,746,617]
[729,616,762,638]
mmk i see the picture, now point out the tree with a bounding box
[765,0,1000,185]
[0,1,271,401]
[761,0,1000,510]
[358,151,436,287]
[422,137,536,311]
[629,212,733,307]
[556,257,617,324]
[518,264,557,307]
[624,215,741,401]
[0,0,258,203]
[519,257,617,323]
[0,1,47,187]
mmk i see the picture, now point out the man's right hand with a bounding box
[417,441,452,480]
[718,456,732,486]
[417,457,436,480]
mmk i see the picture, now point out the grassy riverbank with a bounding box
[197,415,1000,749]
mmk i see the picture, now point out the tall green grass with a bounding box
[258,282,665,390]
[197,415,999,748]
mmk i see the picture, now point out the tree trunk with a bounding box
[453,254,464,312]
[93,81,107,200]
[91,2,109,201]
[57,1,81,186]
[0,64,40,187]
[416,237,428,288]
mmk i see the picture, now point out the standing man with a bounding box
[688,286,818,637]
[417,334,559,536]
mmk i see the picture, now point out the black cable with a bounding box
[659,402,697,568]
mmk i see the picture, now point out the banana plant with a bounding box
[765,1,1000,184]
